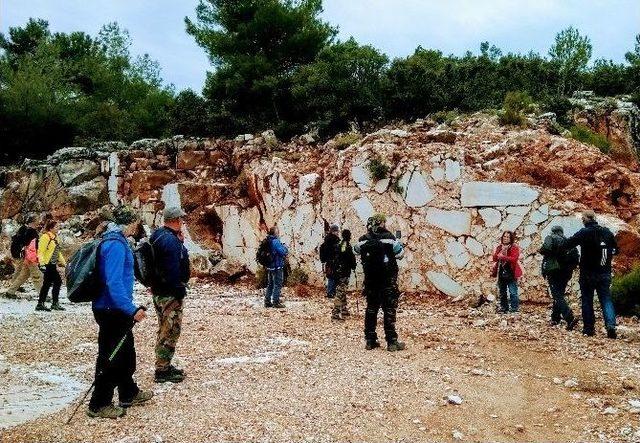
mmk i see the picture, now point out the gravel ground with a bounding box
[1,282,640,443]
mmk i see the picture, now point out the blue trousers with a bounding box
[579,272,616,332]
[265,268,284,304]
[326,276,338,298]
[498,278,519,312]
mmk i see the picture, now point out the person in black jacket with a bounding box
[354,214,406,352]
[150,206,191,383]
[4,214,42,299]
[563,210,618,338]
[331,229,357,321]
[319,224,341,299]
[539,226,579,330]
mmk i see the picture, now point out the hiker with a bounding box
[491,231,522,314]
[36,219,66,311]
[4,214,42,299]
[539,226,579,330]
[331,229,357,321]
[319,224,341,299]
[150,206,191,384]
[88,208,152,419]
[263,226,288,309]
[562,210,618,338]
[354,214,406,352]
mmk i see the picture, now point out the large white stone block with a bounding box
[446,240,470,268]
[399,169,434,208]
[351,163,371,191]
[499,214,525,232]
[427,271,466,298]
[351,196,375,223]
[461,182,539,207]
[444,159,461,182]
[425,208,471,237]
[478,208,502,228]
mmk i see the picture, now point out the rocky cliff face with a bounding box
[2,112,640,302]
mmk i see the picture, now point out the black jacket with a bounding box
[539,232,578,277]
[335,240,356,279]
[150,227,191,299]
[319,233,340,273]
[563,221,617,275]
[354,228,404,286]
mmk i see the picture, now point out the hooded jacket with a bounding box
[267,234,289,270]
[564,221,617,274]
[93,224,137,317]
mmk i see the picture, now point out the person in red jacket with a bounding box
[492,231,522,313]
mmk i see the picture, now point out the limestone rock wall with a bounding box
[2,115,640,302]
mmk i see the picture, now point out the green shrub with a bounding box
[612,267,640,317]
[569,124,612,154]
[334,132,361,150]
[391,180,404,195]
[367,156,390,181]
[541,95,573,127]
[630,90,640,108]
[499,91,534,127]
[432,110,459,125]
[286,267,309,286]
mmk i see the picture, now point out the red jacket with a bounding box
[491,244,522,279]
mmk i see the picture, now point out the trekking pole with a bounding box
[355,273,359,314]
[65,309,145,424]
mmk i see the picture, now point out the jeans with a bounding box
[579,272,616,332]
[89,309,139,410]
[265,268,284,304]
[326,276,338,298]
[38,264,62,304]
[364,282,399,344]
[498,278,519,312]
[547,273,574,323]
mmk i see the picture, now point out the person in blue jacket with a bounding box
[88,207,152,419]
[264,226,288,309]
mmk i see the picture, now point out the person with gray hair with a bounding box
[563,210,618,338]
[539,225,579,330]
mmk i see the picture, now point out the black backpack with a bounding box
[256,238,273,268]
[562,246,580,272]
[360,236,390,284]
[10,227,27,259]
[133,233,166,288]
[66,239,104,302]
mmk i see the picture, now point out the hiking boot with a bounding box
[387,341,407,352]
[272,302,286,309]
[86,404,126,419]
[119,390,154,408]
[3,292,18,300]
[365,340,381,350]
[331,313,344,321]
[341,310,351,317]
[264,301,273,308]
[155,366,185,383]
[607,328,617,339]
[35,303,51,312]
[582,328,595,337]
[566,317,579,331]
[51,303,65,311]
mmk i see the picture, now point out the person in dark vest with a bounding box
[150,206,191,383]
[331,229,356,321]
[88,207,153,419]
[562,210,618,338]
[354,214,406,352]
[319,224,341,299]
[539,226,579,330]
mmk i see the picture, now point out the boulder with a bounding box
[461,182,539,207]
[57,160,100,187]
[351,163,372,191]
[427,271,466,298]
[399,169,434,208]
[351,196,375,223]
[479,208,502,227]
[444,159,462,182]
[425,208,471,237]
[67,177,108,213]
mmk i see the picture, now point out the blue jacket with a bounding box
[267,235,288,270]
[150,226,190,298]
[93,225,138,317]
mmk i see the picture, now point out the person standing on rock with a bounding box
[88,208,153,419]
[354,214,406,352]
[562,210,618,338]
[264,226,289,309]
[35,219,66,311]
[331,229,357,321]
[150,206,191,383]
[4,214,42,300]
[492,231,522,314]
[539,226,579,330]
[320,224,341,299]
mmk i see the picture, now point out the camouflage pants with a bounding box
[153,296,183,371]
[331,277,350,317]
[363,281,399,343]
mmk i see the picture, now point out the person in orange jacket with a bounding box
[492,231,522,313]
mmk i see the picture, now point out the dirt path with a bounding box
[1,283,640,442]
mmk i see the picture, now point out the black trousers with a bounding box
[38,264,61,304]
[364,282,399,344]
[89,309,139,410]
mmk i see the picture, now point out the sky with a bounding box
[1,0,639,91]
